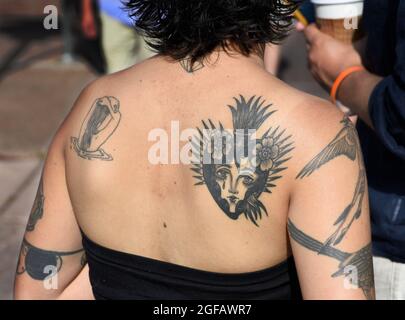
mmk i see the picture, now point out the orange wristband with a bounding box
[330,66,365,104]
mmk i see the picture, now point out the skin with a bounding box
[14,48,373,299]
[297,23,382,128]
[14,130,93,299]
[81,0,98,39]
[217,163,254,214]
[264,44,281,76]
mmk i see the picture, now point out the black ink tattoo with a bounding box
[26,178,44,232]
[296,117,366,247]
[288,219,375,300]
[179,59,204,73]
[16,238,84,281]
[80,252,87,267]
[191,95,294,226]
[296,117,358,178]
[71,96,121,161]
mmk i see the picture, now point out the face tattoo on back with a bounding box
[191,95,294,226]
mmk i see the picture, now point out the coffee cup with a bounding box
[310,0,364,44]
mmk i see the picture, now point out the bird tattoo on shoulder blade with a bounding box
[71,96,121,161]
[296,116,366,248]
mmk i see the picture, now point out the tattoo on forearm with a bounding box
[296,117,366,247]
[191,95,294,226]
[26,178,44,232]
[16,238,84,281]
[179,59,204,73]
[288,219,375,300]
[71,96,121,161]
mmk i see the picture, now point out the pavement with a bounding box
[0,14,326,299]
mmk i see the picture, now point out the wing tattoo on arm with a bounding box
[288,219,375,300]
[296,117,367,248]
[296,117,357,179]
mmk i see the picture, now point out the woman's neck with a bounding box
[176,49,265,74]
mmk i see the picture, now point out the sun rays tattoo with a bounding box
[191,95,294,226]
[179,58,204,73]
[296,117,366,248]
[71,96,121,161]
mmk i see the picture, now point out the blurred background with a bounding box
[0,0,326,300]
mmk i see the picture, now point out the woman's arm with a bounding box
[14,108,93,300]
[288,107,374,300]
[56,265,93,300]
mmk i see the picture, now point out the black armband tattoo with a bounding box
[16,238,84,281]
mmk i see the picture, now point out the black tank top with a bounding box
[82,231,302,300]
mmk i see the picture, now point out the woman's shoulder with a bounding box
[260,80,349,175]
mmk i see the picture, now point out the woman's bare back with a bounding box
[14,52,372,300]
[65,54,307,273]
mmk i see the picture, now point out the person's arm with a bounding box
[300,21,405,159]
[289,107,374,300]
[81,0,98,39]
[56,265,93,300]
[14,97,94,300]
[341,1,405,159]
[298,24,382,128]
[337,69,382,128]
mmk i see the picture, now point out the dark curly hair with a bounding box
[124,0,299,65]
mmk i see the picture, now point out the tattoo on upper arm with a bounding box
[26,178,44,232]
[16,238,84,281]
[296,117,366,247]
[191,95,294,226]
[71,96,121,161]
[288,219,375,300]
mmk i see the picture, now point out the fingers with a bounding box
[303,24,323,45]
[296,22,306,32]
